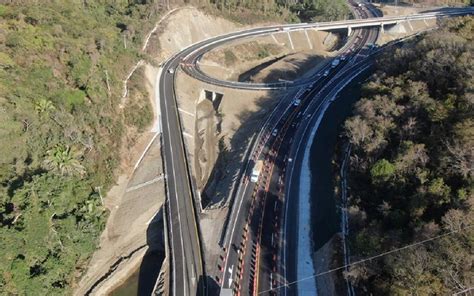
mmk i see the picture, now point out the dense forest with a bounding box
[0,1,160,294]
[0,0,352,294]
[343,16,473,294]
[205,0,350,23]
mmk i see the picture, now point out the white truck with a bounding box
[250,160,264,183]
[331,58,340,68]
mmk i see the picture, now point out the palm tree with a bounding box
[43,144,86,177]
[35,99,56,115]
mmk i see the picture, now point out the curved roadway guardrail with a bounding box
[178,7,474,90]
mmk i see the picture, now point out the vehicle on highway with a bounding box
[168,68,174,74]
[251,160,264,183]
[340,55,346,61]
[331,58,340,68]
[368,43,377,50]
[272,128,278,137]
[293,99,301,106]
[323,69,330,76]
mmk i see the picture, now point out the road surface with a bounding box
[157,6,474,295]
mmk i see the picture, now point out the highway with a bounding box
[179,7,472,90]
[218,1,380,294]
[157,4,474,295]
[160,56,204,296]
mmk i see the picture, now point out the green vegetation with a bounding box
[343,17,473,294]
[289,0,351,22]
[0,1,161,294]
[206,0,350,23]
[0,0,353,293]
[376,0,471,6]
[224,49,238,66]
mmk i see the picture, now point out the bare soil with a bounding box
[200,30,337,83]
[376,3,451,16]
[249,52,328,83]
[74,132,165,295]
[76,57,164,296]
[174,69,272,205]
[312,235,339,296]
[155,7,242,60]
[376,18,437,45]
[376,3,426,16]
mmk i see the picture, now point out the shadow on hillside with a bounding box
[136,208,165,295]
[238,55,288,82]
[200,53,334,208]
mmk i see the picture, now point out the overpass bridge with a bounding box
[308,8,473,35]
[179,7,474,90]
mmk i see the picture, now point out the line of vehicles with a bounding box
[247,0,376,197]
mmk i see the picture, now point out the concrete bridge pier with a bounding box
[347,26,352,36]
[380,23,384,34]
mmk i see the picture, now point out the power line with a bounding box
[453,287,474,296]
[259,224,473,294]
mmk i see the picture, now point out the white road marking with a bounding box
[270,272,273,290]
[163,71,188,294]
[228,265,234,288]
[191,264,196,286]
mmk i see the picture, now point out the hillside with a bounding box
[343,16,473,294]
[0,2,162,294]
[0,0,353,294]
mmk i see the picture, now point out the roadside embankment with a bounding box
[199,30,340,83]
[373,4,439,45]
[74,133,166,295]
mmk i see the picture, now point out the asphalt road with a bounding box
[218,1,378,293]
[282,46,377,296]
[221,48,377,295]
[160,57,204,296]
[157,5,474,296]
[179,7,473,90]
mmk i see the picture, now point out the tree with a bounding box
[43,145,86,177]
[342,17,474,294]
[34,99,55,115]
[370,159,395,182]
